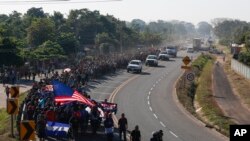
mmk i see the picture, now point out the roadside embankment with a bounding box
[176,53,234,137]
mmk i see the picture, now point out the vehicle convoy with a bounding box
[145,55,158,66]
[127,60,142,73]
[158,51,170,61]
[166,46,177,57]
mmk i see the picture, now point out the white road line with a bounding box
[153,84,156,87]
[96,85,116,88]
[169,131,178,138]
[147,96,150,100]
[149,91,151,95]
[151,87,153,90]
[160,121,166,128]
[153,114,158,119]
[149,107,152,111]
[148,101,150,105]
[90,92,111,95]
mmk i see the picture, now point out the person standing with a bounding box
[104,113,114,141]
[130,125,141,141]
[118,113,128,141]
[5,85,10,98]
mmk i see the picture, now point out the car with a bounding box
[127,60,142,73]
[145,55,158,66]
[187,47,194,53]
[158,51,170,61]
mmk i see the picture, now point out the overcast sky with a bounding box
[0,0,249,25]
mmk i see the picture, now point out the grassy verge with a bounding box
[176,54,234,137]
[195,59,233,136]
[0,91,27,135]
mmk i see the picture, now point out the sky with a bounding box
[0,0,249,25]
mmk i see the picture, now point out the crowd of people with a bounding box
[15,49,163,141]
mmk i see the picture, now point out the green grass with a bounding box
[0,108,10,135]
[176,54,234,137]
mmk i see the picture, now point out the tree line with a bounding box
[0,7,215,66]
[212,18,250,66]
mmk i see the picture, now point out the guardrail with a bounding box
[231,59,250,79]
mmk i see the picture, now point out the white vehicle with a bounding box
[187,47,194,53]
[145,55,158,66]
[127,60,142,73]
[158,51,170,61]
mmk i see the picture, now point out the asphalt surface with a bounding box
[213,61,250,124]
[113,51,227,141]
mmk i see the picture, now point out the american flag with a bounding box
[55,91,94,107]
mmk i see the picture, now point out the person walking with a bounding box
[104,113,114,141]
[130,125,141,141]
[118,113,128,141]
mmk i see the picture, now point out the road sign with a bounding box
[20,120,35,141]
[181,65,191,70]
[7,98,18,115]
[182,56,191,65]
[10,86,19,98]
[186,72,195,81]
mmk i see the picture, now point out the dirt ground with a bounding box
[216,45,250,111]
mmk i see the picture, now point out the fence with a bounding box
[231,59,250,79]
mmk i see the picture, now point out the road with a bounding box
[111,51,227,141]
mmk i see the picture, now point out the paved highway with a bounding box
[110,51,228,141]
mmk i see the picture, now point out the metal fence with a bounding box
[231,59,250,79]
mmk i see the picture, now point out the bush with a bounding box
[238,51,250,66]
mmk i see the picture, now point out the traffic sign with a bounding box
[20,120,35,141]
[182,56,191,65]
[7,98,18,115]
[181,65,191,70]
[10,86,19,98]
[186,72,195,81]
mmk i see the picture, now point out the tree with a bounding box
[130,19,146,32]
[26,7,47,18]
[27,18,56,47]
[57,32,78,54]
[30,40,65,60]
[0,37,23,66]
[197,21,212,37]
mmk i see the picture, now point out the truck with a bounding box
[166,45,178,57]
[193,38,201,51]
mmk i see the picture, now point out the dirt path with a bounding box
[213,55,250,124]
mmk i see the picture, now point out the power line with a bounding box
[0,0,122,5]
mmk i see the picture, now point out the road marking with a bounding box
[153,114,158,119]
[160,121,166,128]
[147,96,150,100]
[148,101,150,105]
[169,131,178,138]
[153,84,155,87]
[156,81,158,84]
[149,91,151,95]
[149,107,152,111]
[151,87,153,90]
[90,91,111,95]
